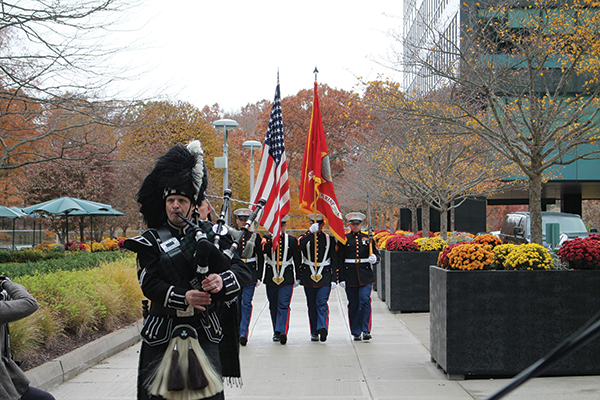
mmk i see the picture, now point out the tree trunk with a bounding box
[410,202,419,233]
[421,199,430,238]
[529,173,543,244]
[440,204,449,240]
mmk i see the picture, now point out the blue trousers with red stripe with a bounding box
[266,284,293,335]
[238,284,256,338]
[304,285,331,335]
[345,284,372,336]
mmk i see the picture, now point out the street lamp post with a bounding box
[243,140,262,199]
[213,119,239,192]
[213,118,238,225]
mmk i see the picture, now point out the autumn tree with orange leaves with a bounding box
[0,1,133,174]
[376,124,517,239]
[383,0,600,244]
[270,84,374,181]
[120,100,253,229]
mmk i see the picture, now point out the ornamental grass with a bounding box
[504,243,554,270]
[10,255,143,358]
[557,237,600,270]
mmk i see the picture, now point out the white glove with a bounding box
[339,281,346,288]
[294,279,300,288]
[256,279,261,287]
[309,223,319,233]
[368,254,378,264]
[331,282,337,290]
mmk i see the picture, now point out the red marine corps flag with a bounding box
[299,79,347,244]
[251,79,290,248]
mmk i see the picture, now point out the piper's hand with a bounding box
[368,254,378,264]
[331,282,337,290]
[339,281,346,288]
[185,289,212,311]
[256,279,261,287]
[294,279,300,288]
[201,274,223,294]
[309,223,319,233]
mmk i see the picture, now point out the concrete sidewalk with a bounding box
[38,286,600,399]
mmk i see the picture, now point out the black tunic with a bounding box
[337,231,380,287]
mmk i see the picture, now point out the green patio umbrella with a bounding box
[23,197,111,245]
[0,206,26,250]
[69,206,125,248]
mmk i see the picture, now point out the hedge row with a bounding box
[0,251,129,277]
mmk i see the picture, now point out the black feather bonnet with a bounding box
[137,140,208,228]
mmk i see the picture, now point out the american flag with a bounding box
[251,82,290,247]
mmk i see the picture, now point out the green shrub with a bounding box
[0,251,129,277]
[0,250,62,264]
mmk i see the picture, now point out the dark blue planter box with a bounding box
[376,251,386,301]
[430,266,600,380]
[384,250,439,312]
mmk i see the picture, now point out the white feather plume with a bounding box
[186,140,205,195]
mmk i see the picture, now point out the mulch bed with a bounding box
[16,324,130,371]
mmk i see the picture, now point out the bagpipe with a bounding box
[177,191,266,263]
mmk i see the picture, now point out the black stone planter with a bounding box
[383,250,439,312]
[430,266,600,380]
[376,250,386,301]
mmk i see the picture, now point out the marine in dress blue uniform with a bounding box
[298,214,338,342]
[232,208,264,346]
[260,216,301,345]
[336,212,380,341]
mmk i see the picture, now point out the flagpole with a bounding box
[313,185,318,269]
[313,68,319,269]
[298,68,347,245]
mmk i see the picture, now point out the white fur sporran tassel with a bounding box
[147,325,223,400]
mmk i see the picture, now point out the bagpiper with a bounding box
[123,141,251,400]
[336,212,380,341]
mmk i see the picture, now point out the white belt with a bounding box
[345,258,370,264]
[266,260,293,267]
[242,257,257,263]
[303,260,331,267]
